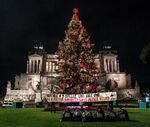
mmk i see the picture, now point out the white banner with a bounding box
[47,92,117,102]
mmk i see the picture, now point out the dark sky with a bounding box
[0,0,150,95]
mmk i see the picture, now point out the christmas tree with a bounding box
[54,8,99,94]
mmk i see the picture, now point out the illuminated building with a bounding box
[4,43,140,102]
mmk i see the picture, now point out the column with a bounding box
[107,59,110,72]
[104,58,107,72]
[51,62,53,72]
[29,60,31,73]
[48,62,50,72]
[50,62,52,72]
[36,60,38,73]
[55,64,58,71]
[114,58,117,72]
[26,61,29,73]
[109,59,111,72]
[54,62,56,72]
[117,60,120,72]
[52,63,55,72]
[33,60,35,73]
[46,62,48,72]
[39,60,42,73]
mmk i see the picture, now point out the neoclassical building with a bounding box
[4,44,141,102]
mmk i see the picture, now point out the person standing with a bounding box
[50,102,56,113]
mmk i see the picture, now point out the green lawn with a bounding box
[0,108,150,127]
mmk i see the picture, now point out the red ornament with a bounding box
[79,63,84,68]
[83,84,92,92]
[87,43,91,48]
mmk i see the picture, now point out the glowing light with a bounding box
[73,8,79,14]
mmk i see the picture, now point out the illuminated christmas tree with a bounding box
[54,8,99,94]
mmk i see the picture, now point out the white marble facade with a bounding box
[4,45,140,102]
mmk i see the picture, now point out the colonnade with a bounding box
[27,59,42,73]
[46,61,58,73]
[104,57,120,73]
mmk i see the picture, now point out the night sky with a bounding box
[0,0,150,95]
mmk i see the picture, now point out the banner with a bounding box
[46,92,117,102]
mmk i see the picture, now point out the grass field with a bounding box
[0,108,150,127]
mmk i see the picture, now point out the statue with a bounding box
[135,81,140,90]
[7,81,11,88]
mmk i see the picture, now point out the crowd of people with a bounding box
[60,106,129,122]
